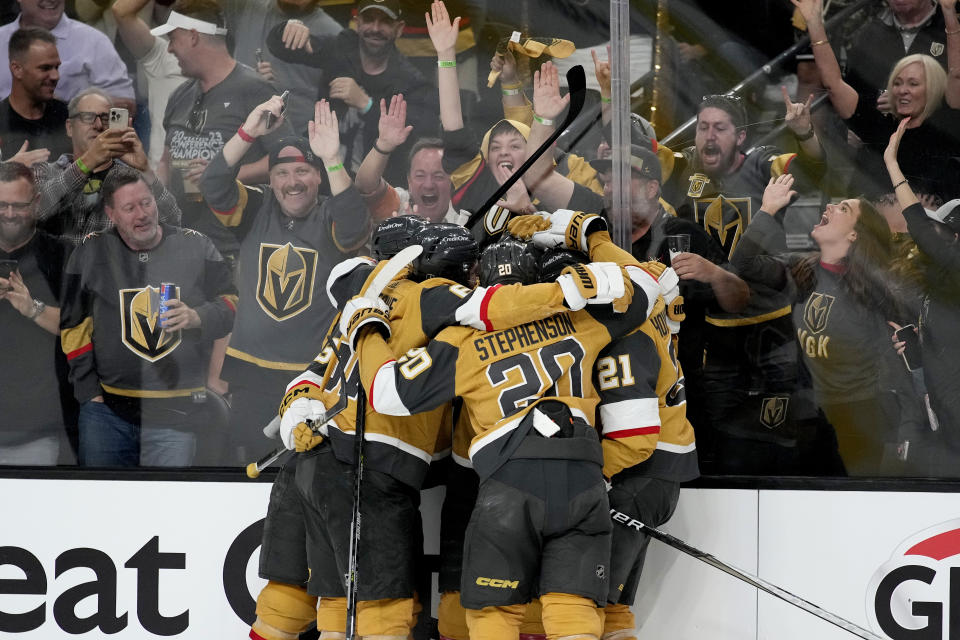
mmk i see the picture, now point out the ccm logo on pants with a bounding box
[476,577,519,589]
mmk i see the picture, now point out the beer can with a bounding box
[159,282,175,324]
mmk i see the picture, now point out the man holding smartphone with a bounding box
[0,161,74,465]
[33,88,182,245]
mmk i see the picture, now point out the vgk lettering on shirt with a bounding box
[797,292,835,359]
[473,313,577,361]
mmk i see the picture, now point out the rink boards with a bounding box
[1,476,958,639]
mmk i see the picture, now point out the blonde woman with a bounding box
[793,0,960,204]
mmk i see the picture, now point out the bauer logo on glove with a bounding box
[339,295,391,350]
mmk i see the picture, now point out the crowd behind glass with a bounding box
[0,0,957,478]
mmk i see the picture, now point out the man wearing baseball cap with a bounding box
[266,0,438,188]
[200,95,370,466]
[155,0,292,258]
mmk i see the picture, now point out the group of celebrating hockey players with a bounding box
[248,207,696,640]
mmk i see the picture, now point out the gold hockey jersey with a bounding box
[596,297,699,482]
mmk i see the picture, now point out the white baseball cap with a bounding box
[150,11,228,36]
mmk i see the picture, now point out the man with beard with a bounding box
[0,161,73,465]
[200,96,370,464]
[223,0,342,134]
[267,0,438,187]
[0,28,70,164]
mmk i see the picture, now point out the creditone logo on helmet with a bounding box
[866,518,960,640]
[257,242,318,321]
[119,286,182,362]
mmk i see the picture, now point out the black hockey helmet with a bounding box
[538,247,587,283]
[413,223,478,285]
[371,214,428,260]
[478,236,541,286]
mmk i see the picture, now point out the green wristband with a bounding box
[326,162,344,173]
[437,59,457,68]
[600,96,612,104]
[75,157,91,174]
[532,113,554,126]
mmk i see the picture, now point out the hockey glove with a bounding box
[279,397,327,451]
[339,296,391,351]
[507,213,551,239]
[556,262,625,311]
[508,210,608,252]
[658,267,685,333]
[292,422,324,452]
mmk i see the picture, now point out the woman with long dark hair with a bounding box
[732,174,909,475]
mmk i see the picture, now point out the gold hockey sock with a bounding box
[465,603,527,640]
[540,592,602,640]
[251,581,317,640]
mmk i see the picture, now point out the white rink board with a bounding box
[1,479,958,638]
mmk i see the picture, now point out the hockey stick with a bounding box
[463,64,587,231]
[342,247,428,638]
[245,245,424,479]
[609,508,884,640]
[345,382,366,640]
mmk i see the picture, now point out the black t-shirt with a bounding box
[0,231,73,444]
[847,105,960,201]
[0,97,71,161]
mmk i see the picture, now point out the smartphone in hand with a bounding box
[263,91,289,129]
[895,324,921,371]
[0,259,17,292]
[108,107,129,130]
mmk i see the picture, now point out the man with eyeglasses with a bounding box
[32,87,181,246]
[0,161,75,465]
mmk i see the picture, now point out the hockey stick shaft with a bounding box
[345,384,366,640]
[464,64,587,230]
[610,508,884,640]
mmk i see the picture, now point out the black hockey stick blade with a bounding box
[610,508,884,640]
[465,64,587,230]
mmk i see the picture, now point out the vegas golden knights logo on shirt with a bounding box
[119,286,182,362]
[931,41,945,57]
[686,173,711,198]
[760,396,789,429]
[803,292,835,334]
[696,195,751,259]
[257,242,318,321]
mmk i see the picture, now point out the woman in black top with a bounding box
[793,0,960,202]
